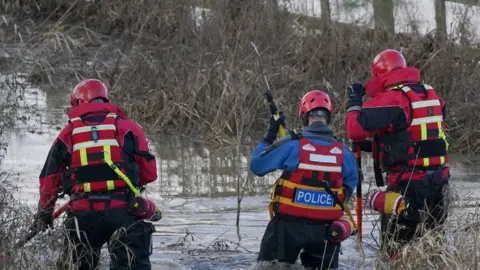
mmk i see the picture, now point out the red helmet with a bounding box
[70,79,109,107]
[299,90,333,125]
[371,49,407,77]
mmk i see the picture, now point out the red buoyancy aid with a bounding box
[63,112,139,196]
[271,138,345,221]
[374,84,449,173]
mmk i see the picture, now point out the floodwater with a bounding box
[0,1,479,269]
[0,74,479,270]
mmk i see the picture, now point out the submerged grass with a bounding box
[0,0,479,154]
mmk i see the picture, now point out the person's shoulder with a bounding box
[57,123,73,137]
[117,117,147,134]
[365,90,404,107]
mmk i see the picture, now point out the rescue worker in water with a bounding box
[345,49,450,259]
[250,90,359,269]
[30,79,158,269]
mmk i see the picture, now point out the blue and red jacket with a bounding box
[250,123,358,221]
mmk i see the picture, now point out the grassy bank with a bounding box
[1,0,479,154]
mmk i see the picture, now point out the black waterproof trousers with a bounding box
[257,214,341,269]
[380,168,449,257]
[59,208,156,270]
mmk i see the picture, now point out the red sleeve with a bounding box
[346,111,374,141]
[118,119,158,186]
[346,91,409,141]
[38,126,72,209]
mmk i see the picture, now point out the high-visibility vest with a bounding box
[63,112,139,195]
[270,138,345,221]
[375,84,449,172]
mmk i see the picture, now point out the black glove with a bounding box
[30,205,54,233]
[346,83,366,110]
[263,112,286,144]
[354,140,372,152]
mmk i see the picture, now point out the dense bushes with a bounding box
[1,0,479,154]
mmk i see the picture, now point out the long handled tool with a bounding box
[250,42,286,138]
[250,42,287,219]
[353,142,363,241]
[351,141,366,261]
[352,142,363,241]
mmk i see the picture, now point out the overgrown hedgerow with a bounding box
[1,0,479,154]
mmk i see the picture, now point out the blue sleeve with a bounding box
[341,146,359,200]
[249,138,300,177]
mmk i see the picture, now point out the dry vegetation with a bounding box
[0,0,480,269]
[0,0,479,153]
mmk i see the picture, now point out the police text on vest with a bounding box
[294,188,334,207]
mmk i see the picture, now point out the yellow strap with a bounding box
[104,145,111,161]
[438,121,449,151]
[103,150,141,195]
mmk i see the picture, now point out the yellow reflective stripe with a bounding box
[80,148,88,166]
[423,158,430,167]
[298,163,342,173]
[411,99,440,109]
[280,179,343,194]
[420,123,427,140]
[440,156,445,164]
[275,196,343,210]
[103,151,141,195]
[84,183,91,192]
[72,124,116,135]
[106,180,115,191]
[73,140,119,151]
[104,145,111,161]
[437,121,449,150]
[411,116,443,126]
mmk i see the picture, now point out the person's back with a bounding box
[32,79,159,270]
[345,49,450,260]
[250,90,358,269]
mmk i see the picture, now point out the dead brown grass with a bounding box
[0,0,479,154]
[372,207,480,270]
